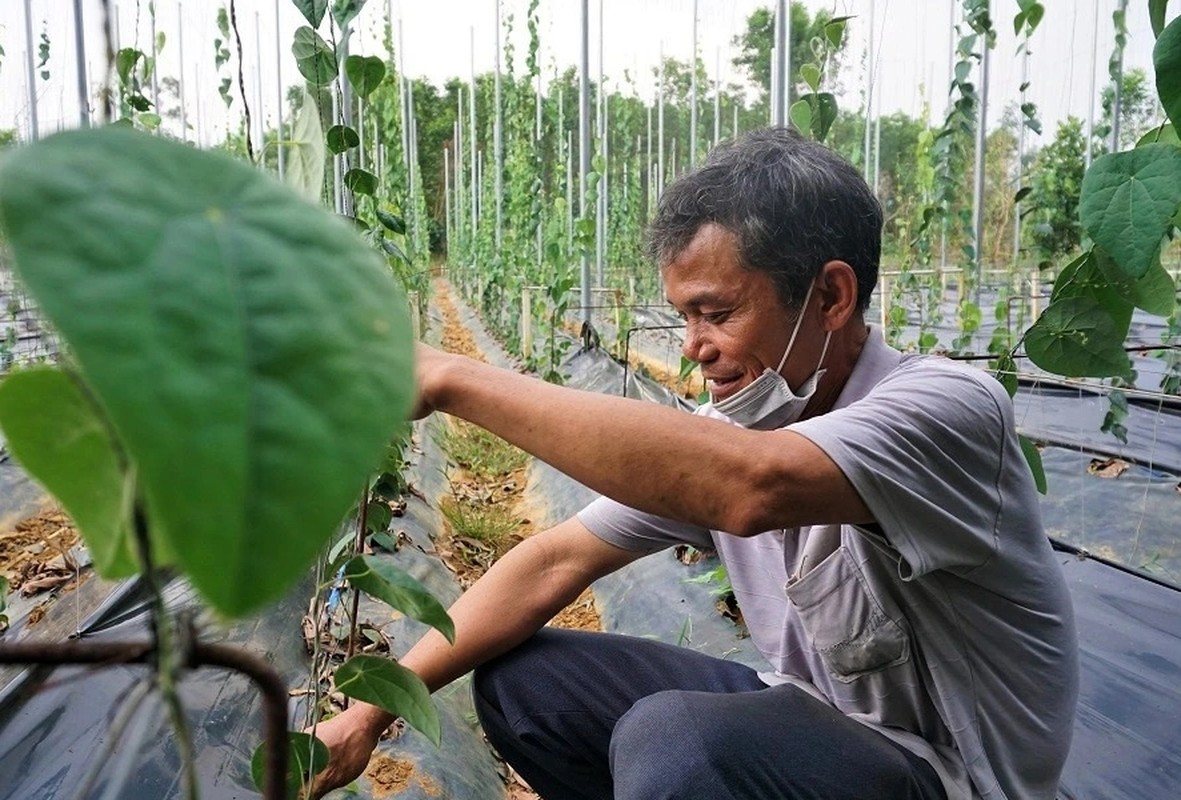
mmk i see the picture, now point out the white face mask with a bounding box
[710,281,832,430]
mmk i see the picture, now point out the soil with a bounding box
[435,281,602,800]
[0,503,87,621]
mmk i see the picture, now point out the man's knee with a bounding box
[610,691,733,800]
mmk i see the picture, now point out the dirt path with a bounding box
[429,281,602,800]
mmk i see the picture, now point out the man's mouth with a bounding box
[707,375,743,398]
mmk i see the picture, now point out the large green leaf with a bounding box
[1155,15,1181,129]
[285,87,325,203]
[291,0,328,29]
[332,0,367,30]
[345,55,386,99]
[292,27,336,87]
[1025,296,1132,378]
[250,732,329,800]
[1151,0,1170,38]
[0,128,415,616]
[1050,250,1132,339]
[1095,248,1177,317]
[1136,122,1179,147]
[0,368,138,577]
[344,167,378,196]
[326,124,359,155]
[1078,144,1181,279]
[335,655,440,745]
[1018,435,1047,495]
[342,555,455,643]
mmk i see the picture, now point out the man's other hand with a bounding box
[308,704,389,798]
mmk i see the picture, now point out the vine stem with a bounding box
[228,0,255,163]
[344,483,371,674]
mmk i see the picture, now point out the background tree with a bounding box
[1097,67,1165,152]
[731,3,838,116]
[1025,116,1086,264]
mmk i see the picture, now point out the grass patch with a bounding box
[434,419,527,479]
[438,495,520,546]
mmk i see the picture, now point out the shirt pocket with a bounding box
[785,546,911,683]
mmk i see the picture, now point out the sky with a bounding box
[0,0,1162,148]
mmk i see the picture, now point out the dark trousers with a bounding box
[473,628,947,800]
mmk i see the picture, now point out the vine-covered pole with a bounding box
[579,0,592,326]
[274,0,284,179]
[645,104,652,213]
[469,27,478,241]
[398,21,410,185]
[1110,0,1129,150]
[1085,2,1099,169]
[862,0,874,182]
[455,91,465,254]
[494,0,503,250]
[254,12,265,167]
[772,0,786,125]
[657,44,664,200]
[23,0,39,140]
[971,0,991,278]
[713,48,721,147]
[176,1,187,141]
[596,0,606,287]
[690,0,698,164]
[770,44,777,124]
[1014,41,1029,261]
[444,145,452,256]
[73,0,90,128]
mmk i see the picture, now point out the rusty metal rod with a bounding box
[0,635,290,800]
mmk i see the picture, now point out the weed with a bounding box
[435,418,527,479]
[438,495,520,546]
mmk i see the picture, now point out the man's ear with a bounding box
[816,260,859,331]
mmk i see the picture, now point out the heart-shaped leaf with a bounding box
[1025,296,1132,378]
[250,732,329,800]
[345,55,386,99]
[291,0,328,29]
[326,124,360,154]
[1155,15,1181,129]
[0,128,415,616]
[1079,144,1181,279]
[1094,248,1177,317]
[286,87,326,202]
[342,555,455,643]
[292,26,336,87]
[335,655,440,745]
[344,167,378,196]
[0,368,138,577]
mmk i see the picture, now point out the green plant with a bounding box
[0,125,448,797]
[995,3,1181,491]
[435,419,528,479]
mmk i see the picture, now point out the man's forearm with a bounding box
[422,349,868,533]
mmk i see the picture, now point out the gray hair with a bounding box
[645,126,882,312]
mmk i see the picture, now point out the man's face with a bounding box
[663,223,807,403]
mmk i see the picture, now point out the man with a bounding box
[314,127,1077,799]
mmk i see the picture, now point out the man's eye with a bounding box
[702,310,731,323]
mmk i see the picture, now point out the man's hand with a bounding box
[410,342,453,420]
[308,703,392,799]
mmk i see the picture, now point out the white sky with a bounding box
[0,1,1162,147]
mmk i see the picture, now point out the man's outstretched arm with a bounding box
[311,517,642,797]
[416,343,871,534]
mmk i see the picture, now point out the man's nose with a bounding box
[682,320,715,363]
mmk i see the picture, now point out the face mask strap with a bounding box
[775,280,818,375]
[816,330,833,371]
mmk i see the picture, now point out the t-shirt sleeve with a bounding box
[577,495,715,553]
[791,359,1012,579]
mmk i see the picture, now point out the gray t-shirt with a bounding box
[578,329,1078,800]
